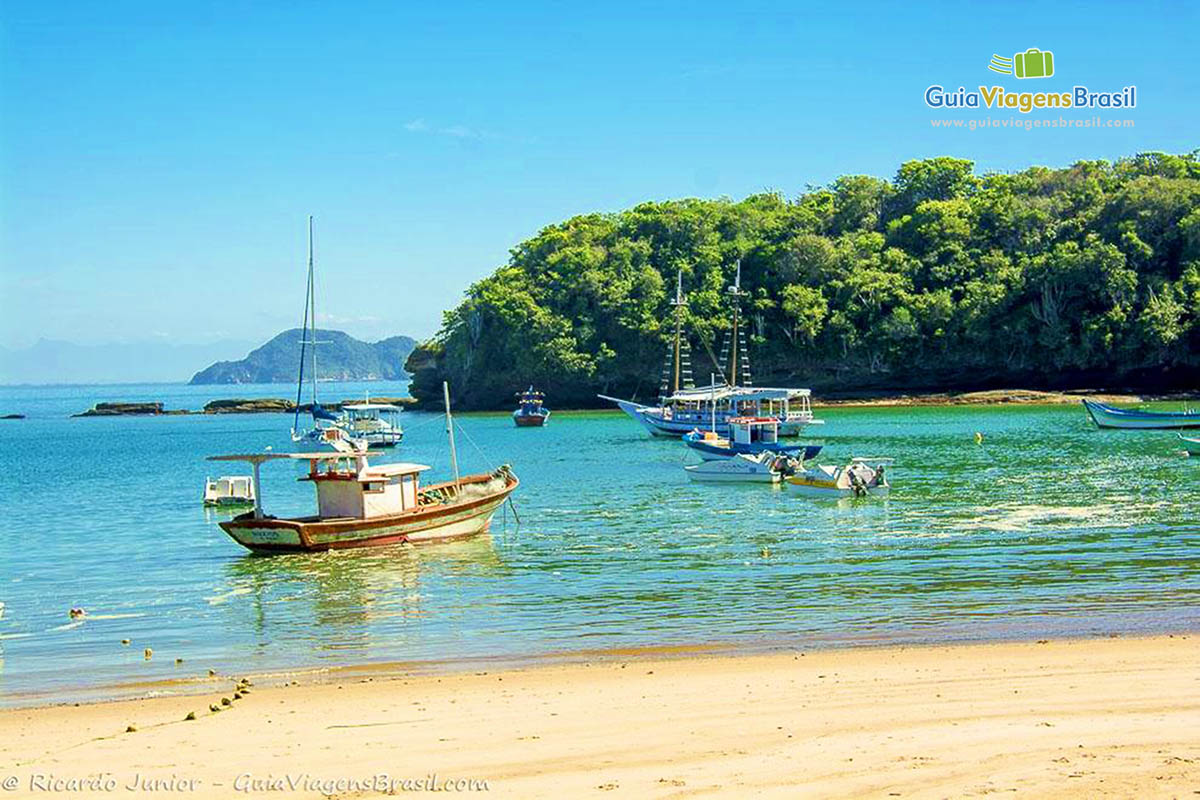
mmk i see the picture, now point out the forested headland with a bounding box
[405,151,1200,409]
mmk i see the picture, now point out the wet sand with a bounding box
[1,635,1197,798]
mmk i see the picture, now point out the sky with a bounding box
[1,0,1196,361]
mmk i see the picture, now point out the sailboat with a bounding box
[291,217,337,444]
[600,263,822,437]
[209,381,518,553]
[289,217,365,451]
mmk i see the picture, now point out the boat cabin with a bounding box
[659,385,815,424]
[342,402,403,430]
[515,387,546,413]
[206,451,433,522]
[301,454,428,519]
[728,416,780,446]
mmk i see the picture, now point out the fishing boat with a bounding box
[1179,433,1200,456]
[338,397,405,447]
[684,416,822,461]
[600,265,821,437]
[512,386,550,427]
[209,382,518,553]
[202,475,255,507]
[684,451,793,483]
[1082,399,1200,430]
[785,457,892,498]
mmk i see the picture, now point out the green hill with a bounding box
[406,150,1200,409]
[190,329,416,384]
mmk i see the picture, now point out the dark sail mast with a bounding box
[659,270,695,397]
[719,260,752,387]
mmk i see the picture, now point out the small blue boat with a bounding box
[1082,399,1200,429]
[513,386,550,427]
[684,416,821,461]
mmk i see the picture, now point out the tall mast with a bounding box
[443,381,461,491]
[293,218,314,435]
[308,216,318,406]
[659,270,693,398]
[727,260,745,386]
[672,270,684,393]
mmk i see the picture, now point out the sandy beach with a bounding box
[2,636,1197,798]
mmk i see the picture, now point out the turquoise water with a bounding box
[1,382,1198,705]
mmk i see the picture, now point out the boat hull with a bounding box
[684,462,780,483]
[683,432,821,461]
[218,473,517,553]
[513,411,549,427]
[785,479,890,497]
[1083,399,1200,429]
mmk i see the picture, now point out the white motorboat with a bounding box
[684,451,791,483]
[338,398,405,448]
[202,475,256,507]
[785,457,892,497]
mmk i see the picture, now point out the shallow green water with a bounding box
[1,383,1197,704]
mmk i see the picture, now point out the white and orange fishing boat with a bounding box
[209,382,518,554]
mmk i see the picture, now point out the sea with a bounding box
[1,381,1197,706]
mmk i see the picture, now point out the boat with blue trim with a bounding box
[1082,399,1200,429]
[683,416,822,461]
[513,386,550,427]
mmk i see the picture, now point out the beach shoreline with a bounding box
[2,634,1197,798]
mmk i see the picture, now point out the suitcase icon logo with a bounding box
[988,48,1055,79]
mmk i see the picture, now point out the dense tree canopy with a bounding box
[406,151,1200,409]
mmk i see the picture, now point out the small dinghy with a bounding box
[684,451,798,483]
[1179,433,1200,456]
[785,457,892,497]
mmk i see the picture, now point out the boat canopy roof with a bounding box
[343,403,405,412]
[362,462,430,477]
[665,384,811,403]
[208,452,369,463]
[209,452,430,478]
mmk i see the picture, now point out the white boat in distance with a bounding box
[202,475,255,507]
[339,399,405,448]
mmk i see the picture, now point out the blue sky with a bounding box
[1,0,1196,354]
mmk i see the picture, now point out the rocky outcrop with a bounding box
[202,398,295,414]
[74,402,172,417]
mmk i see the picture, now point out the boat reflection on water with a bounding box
[218,534,509,653]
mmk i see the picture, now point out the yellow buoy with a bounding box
[975,432,984,444]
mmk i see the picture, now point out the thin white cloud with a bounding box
[402,118,496,141]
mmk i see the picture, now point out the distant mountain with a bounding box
[0,338,256,385]
[189,329,416,385]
